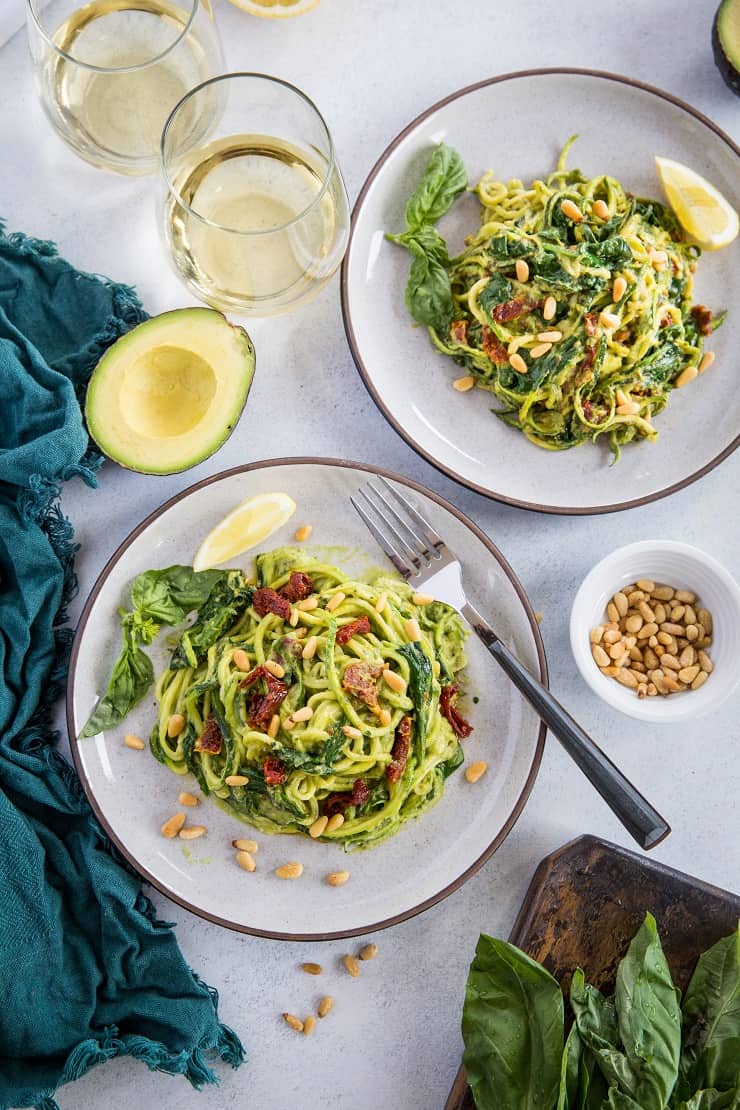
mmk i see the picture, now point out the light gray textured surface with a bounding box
[2,1,739,1108]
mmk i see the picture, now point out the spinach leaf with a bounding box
[403,143,467,232]
[479,272,513,313]
[130,565,224,624]
[462,934,564,1110]
[680,926,740,1094]
[638,342,685,388]
[578,236,633,269]
[440,741,464,779]
[403,230,454,330]
[557,1023,582,1109]
[171,570,253,669]
[398,641,432,759]
[269,721,347,776]
[79,621,154,737]
[674,1090,740,1110]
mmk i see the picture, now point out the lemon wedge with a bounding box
[193,492,297,571]
[655,156,739,250]
[226,0,320,17]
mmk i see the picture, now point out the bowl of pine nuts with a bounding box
[570,540,740,721]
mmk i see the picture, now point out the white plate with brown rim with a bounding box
[68,458,546,940]
[341,69,740,514]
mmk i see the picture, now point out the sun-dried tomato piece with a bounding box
[324,778,371,817]
[440,684,473,739]
[342,661,384,708]
[450,319,468,344]
[264,756,287,787]
[491,296,530,324]
[194,714,223,755]
[335,616,371,645]
[241,665,289,730]
[691,304,714,336]
[481,328,509,366]
[584,312,598,338]
[386,716,412,783]
[253,587,291,620]
[281,571,314,603]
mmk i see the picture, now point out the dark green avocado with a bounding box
[713,0,740,96]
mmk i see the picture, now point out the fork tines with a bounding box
[350,477,444,580]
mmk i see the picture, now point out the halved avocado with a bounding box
[85,308,255,474]
[713,0,740,96]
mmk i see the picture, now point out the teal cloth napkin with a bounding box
[0,225,244,1110]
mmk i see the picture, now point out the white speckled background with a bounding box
[1,1,738,1108]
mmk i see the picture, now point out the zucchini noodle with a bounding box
[150,547,471,850]
[431,139,719,458]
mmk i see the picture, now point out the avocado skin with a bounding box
[713,0,740,96]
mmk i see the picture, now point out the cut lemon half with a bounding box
[226,0,320,17]
[193,492,297,571]
[655,156,739,250]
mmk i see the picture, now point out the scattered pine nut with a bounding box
[296,596,319,611]
[317,996,334,1018]
[530,342,552,358]
[167,714,186,738]
[378,708,392,727]
[232,649,251,671]
[291,705,314,723]
[509,352,528,375]
[289,607,299,627]
[382,668,407,694]
[309,815,329,839]
[560,198,582,221]
[161,812,186,838]
[375,591,388,613]
[675,366,698,388]
[124,733,145,750]
[325,591,346,612]
[225,774,249,786]
[405,618,422,642]
[343,955,361,978]
[301,962,323,976]
[612,275,627,301]
[268,714,281,738]
[536,330,562,343]
[543,295,557,321]
[327,870,350,886]
[264,659,285,679]
[465,760,488,784]
[178,792,199,807]
[592,198,610,220]
[325,814,345,834]
[534,611,543,624]
[303,1015,317,1036]
[698,351,715,374]
[283,1013,303,1033]
[342,724,363,740]
[302,636,319,660]
[295,524,313,543]
[275,862,303,880]
[233,838,258,852]
[236,850,256,872]
[599,310,621,330]
[515,258,529,282]
[616,401,640,416]
[179,825,206,840]
[453,375,476,392]
[412,593,434,605]
[359,943,378,961]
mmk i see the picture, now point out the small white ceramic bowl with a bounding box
[570,540,740,722]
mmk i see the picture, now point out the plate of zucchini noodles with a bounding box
[68,459,546,940]
[341,69,740,513]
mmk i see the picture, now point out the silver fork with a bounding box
[351,476,670,851]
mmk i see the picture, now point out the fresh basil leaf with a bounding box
[398,641,433,760]
[462,934,564,1110]
[404,240,454,330]
[602,1090,645,1109]
[674,1089,740,1110]
[171,570,253,669]
[130,565,224,624]
[403,143,467,232]
[570,968,628,1091]
[557,1023,582,1109]
[680,926,740,1094]
[79,623,154,737]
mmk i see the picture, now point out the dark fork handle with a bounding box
[462,602,670,851]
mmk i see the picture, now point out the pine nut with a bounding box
[296,597,319,612]
[283,1013,303,1033]
[627,590,645,604]
[593,199,610,219]
[661,622,685,636]
[628,645,644,662]
[515,259,529,282]
[225,774,249,786]
[179,825,206,840]
[343,955,361,978]
[679,665,700,684]
[653,603,667,625]
[465,760,488,784]
[561,198,582,221]
[686,624,699,642]
[636,622,658,639]
[612,592,628,617]
[303,1015,316,1036]
[614,669,638,688]
[236,850,256,872]
[637,601,655,623]
[691,670,709,690]
[606,602,619,622]
[536,330,562,342]
[309,815,328,839]
[624,614,643,633]
[268,714,280,738]
[233,838,258,852]
[412,593,434,605]
[600,665,620,677]
[531,342,552,358]
[590,625,605,643]
[592,644,610,667]
[405,618,422,642]
[453,375,476,392]
[698,650,713,673]
[232,649,251,672]
[326,592,345,612]
[616,402,640,416]
[378,708,392,727]
[509,352,528,375]
[647,683,658,696]
[683,604,696,626]
[291,706,313,723]
[652,586,674,601]
[383,668,407,694]
[698,351,715,374]
[612,275,627,301]
[636,579,655,591]
[359,943,378,961]
[600,311,621,330]
[657,631,673,646]
[660,653,681,671]
[295,524,313,542]
[275,862,303,880]
[631,661,646,673]
[179,792,199,806]
[342,724,363,740]
[293,627,308,639]
[327,870,350,886]
[676,366,698,388]
[637,683,648,699]
[325,814,345,834]
[302,962,323,975]
[650,248,668,267]
[697,608,713,634]
[261,660,284,680]
[375,591,388,613]
[289,607,299,627]
[318,996,334,1018]
[167,714,186,738]
[161,812,186,838]
[675,589,696,603]
[643,647,659,669]
[679,646,696,668]
[648,635,659,648]
[124,734,145,750]
[302,636,319,660]
[543,295,557,320]
[608,642,626,660]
